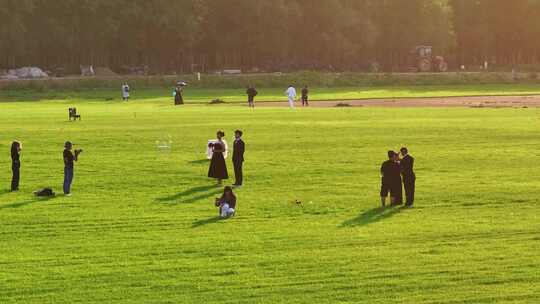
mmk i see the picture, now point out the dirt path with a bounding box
[255,95,540,108]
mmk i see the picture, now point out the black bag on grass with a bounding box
[34,188,55,197]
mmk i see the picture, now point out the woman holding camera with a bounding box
[215,186,237,218]
[208,130,228,185]
[63,141,82,196]
[10,141,22,191]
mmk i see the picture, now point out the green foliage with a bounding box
[0,101,538,303]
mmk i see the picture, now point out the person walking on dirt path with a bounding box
[285,85,297,108]
[301,85,309,106]
[246,86,257,108]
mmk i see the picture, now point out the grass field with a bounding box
[2,83,540,103]
[0,100,539,303]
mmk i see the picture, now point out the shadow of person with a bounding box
[0,189,11,195]
[156,185,222,204]
[341,206,404,228]
[0,196,56,210]
[189,159,209,165]
[191,216,222,228]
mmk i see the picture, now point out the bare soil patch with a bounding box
[256,95,540,108]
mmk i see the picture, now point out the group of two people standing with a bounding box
[9,140,82,196]
[246,85,309,108]
[208,130,245,187]
[380,147,416,208]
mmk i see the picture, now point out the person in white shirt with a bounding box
[285,85,297,108]
[122,83,130,101]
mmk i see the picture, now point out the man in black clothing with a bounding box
[400,147,416,207]
[11,141,22,191]
[380,150,401,207]
[301,85,309,106]
[246,86,257,108]
[232,130,245,187]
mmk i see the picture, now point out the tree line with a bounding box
[1,0,540,73]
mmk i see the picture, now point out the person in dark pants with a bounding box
[232,130,245,187]
[10,141,22,191]
[392,152,403,205]
[301,85,309,106]
[380,151,401,207]
[63,141,82,196]
[400,147,416,207]
[246,86,257,108]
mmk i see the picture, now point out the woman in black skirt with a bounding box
[208,130,229,185]
[11,141,22,191]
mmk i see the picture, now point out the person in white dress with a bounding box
[285,85,297,108]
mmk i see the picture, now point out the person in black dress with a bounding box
[10,141,22,191]
[400,147,416,207]
[246,86,257,108]
[174,82,185,105]
[208,130,228,185]
[380,151,401,207]
[301,85,309,106]
[232,130,245,187]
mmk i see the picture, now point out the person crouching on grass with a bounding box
[63,141,82,196]
[215,186,236,218]
[11,141,22,192]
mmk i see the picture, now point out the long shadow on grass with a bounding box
[0,196,56,210]
[156,185,222,204]
[189,159,209,165]
[341,206,405,228]
[191,216,223,228]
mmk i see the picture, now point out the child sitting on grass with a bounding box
[215,186,236,218]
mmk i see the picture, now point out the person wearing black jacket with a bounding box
[246,86,257,108]
[400,147,416,207]
[301,85,309,106]
[232,130,245,187]
[380,150,401,207]
[10,141,22,191]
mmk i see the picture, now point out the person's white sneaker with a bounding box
[64,193,72,197]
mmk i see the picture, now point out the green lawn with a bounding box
[0,100,539,303]
[2,83,540,103]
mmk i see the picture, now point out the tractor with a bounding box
[410,46,448,72]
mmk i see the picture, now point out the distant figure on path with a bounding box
[63,141,82,196]
[380,151,401,207]
[301,85,309,106]
[246,86,258,108]
[215,186,237,218]
[10,141,22,191]
[232,130,245,187]
[122,83,130,101]
[400,147,416,207]
[174,81,186,105]
[208,130,228,185]
[285,85,297,108]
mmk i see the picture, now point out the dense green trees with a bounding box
[0,0,539,73]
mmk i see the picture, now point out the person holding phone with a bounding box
[63,141,82,196]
